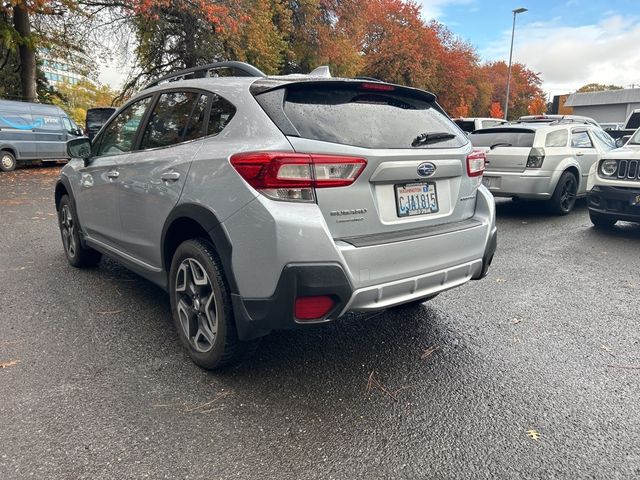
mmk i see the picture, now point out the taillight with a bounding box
[467,150,486,177]
[526,147,545,168]
[230,152,367,202]
[295,295,335,321]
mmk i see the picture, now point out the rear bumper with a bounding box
[588,185,640,222]
[483,170,555,199]
[231,188,497,341]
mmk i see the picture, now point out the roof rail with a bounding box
[144,61,266,89]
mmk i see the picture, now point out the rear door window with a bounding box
[571,130,594,149]
[270,83,466,149]
[141,91,208,150]
[468,128,535,148]
[545,129,568,147]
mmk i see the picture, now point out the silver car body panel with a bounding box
[58,74,497,327]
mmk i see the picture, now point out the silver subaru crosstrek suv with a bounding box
[55,62,497,370]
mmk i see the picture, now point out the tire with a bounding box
[589,210,617,229]
[389,293,439,311]
[169,238,259,370]
[549,171,578,215]
[0,150,17,172]
[58,195,102,267]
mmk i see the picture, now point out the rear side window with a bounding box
[455,120,476,133]
[268,83,466,149]
[571,130,593,148]
[141,91,208,149]
[208,94,236,136]
[183,94,209,142]
[627,112,640,130]
[545,129,568,147]
[468,129,535,148]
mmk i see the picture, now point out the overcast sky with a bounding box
[100,0,640,98]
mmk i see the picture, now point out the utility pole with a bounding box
[504,7,528,120]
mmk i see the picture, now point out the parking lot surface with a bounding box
[1,166,639,479]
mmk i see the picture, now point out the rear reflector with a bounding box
[467,149,486,177]
[230,152,367,202]
[295,296,335,320]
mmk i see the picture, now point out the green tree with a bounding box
[52,79,120,124]
[577,83,623,93]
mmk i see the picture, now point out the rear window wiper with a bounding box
[490,142,512,149]
[411,132,456,147]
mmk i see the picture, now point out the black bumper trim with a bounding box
[473,226,497,280]
[232,263,353,341]
[588,185,640,222]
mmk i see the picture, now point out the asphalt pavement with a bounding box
[1,165,639,479]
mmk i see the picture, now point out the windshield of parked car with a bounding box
[629,129,640,145]
[279,84,467,149]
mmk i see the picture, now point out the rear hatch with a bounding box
[251,80,478,239]
[468,127,535,173]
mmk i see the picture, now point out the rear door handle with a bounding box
[107,170,119,179]
[161,170,181,182]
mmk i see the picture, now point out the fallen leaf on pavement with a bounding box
[421,345,439,359]
[511,317,522,325]
[526,429,541,441]
[0,359,20,369]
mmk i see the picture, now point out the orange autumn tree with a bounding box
[489,101,504,119]
[528,95,547,115]
[453,98,470,118]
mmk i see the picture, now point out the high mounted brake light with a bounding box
[359,82,395,92]
[230,152,367,202]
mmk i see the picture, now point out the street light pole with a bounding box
[504,7,528,120]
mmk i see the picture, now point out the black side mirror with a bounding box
[67,137,92,160]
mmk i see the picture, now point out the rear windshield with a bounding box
[267,84,466,149]
[468,128,535,148]
[455,120,475,133]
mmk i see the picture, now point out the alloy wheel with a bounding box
[60,204,77,258]
[174,258,218,353]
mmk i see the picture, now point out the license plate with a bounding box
[395,182,438,217]
[482,176,500,188]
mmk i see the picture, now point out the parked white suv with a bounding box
[469,121,617,214]
[587,127,640,227]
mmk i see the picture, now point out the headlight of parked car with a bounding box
[600,159,618,177]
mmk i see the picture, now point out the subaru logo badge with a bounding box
[417,162,436,177]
